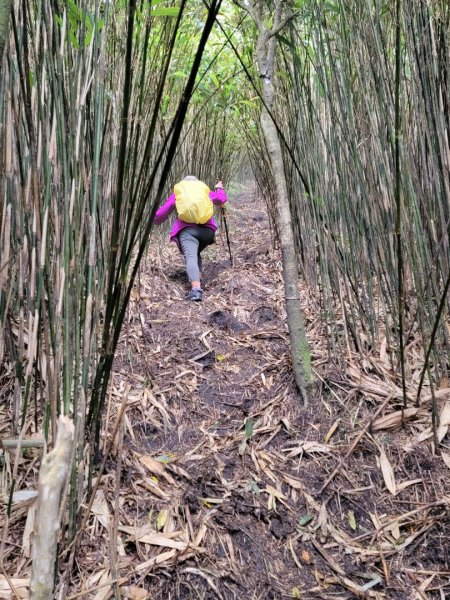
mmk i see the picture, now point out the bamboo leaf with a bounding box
[441,453,450,469]
[348,510,357,530]
[324,419,340,443]
[152,7,180,17]
[156,509,168,531]
[379,448,396,495]
[244,417,254,440]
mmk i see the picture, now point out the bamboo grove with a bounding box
[0,0,449,555]
[241,0,449,407]
[0,0,234,538]
[280,0,450,406]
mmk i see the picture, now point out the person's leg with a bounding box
[197,250,202,282]
[179,227,214,300]
[178,229,201,287]
[197,228,214,286]
[197,227,214,264]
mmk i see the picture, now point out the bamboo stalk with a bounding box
[1,437,45,448]
[30,416,74,599]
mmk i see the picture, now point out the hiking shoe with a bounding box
[186,288,203,302]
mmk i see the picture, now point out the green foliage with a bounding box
[152,7,180,17]
[55,1,103,49]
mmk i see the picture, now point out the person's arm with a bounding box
[209,180,227,205]
[154,193,176,224]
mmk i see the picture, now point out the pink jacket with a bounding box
[154,188,228,241]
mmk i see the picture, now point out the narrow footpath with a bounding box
[68,186,449,600]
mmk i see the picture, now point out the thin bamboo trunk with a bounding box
[30,416,74,599]
[239,0,313,400]
[260,106,313,399]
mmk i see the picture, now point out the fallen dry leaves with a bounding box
[1,188,449,599]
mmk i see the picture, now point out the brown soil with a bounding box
[2,187,450,599]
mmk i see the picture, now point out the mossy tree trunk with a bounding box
[0,0,12,68]
[236,0,313,402]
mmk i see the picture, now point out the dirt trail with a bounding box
[5,185,446,599]
[102,188,302,594]
[94,186,327,598]
[72,186,449,599]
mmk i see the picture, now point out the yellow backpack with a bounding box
[174,180,213,224]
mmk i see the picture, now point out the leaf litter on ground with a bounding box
[1,187,450,600]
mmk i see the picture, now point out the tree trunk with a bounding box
[249,0,313,401]
[260,105,313,399]
[0,0,13,68]
[30,416,74,600]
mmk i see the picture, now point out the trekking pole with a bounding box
[215,176,233,265]
[221,207,233,266]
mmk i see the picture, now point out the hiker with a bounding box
[154,176,228,301]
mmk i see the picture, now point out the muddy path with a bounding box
[103,186,320,598]
[3,186,447,599]
[71,185,446,600]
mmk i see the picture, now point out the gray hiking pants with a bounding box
[178,226,215,283]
